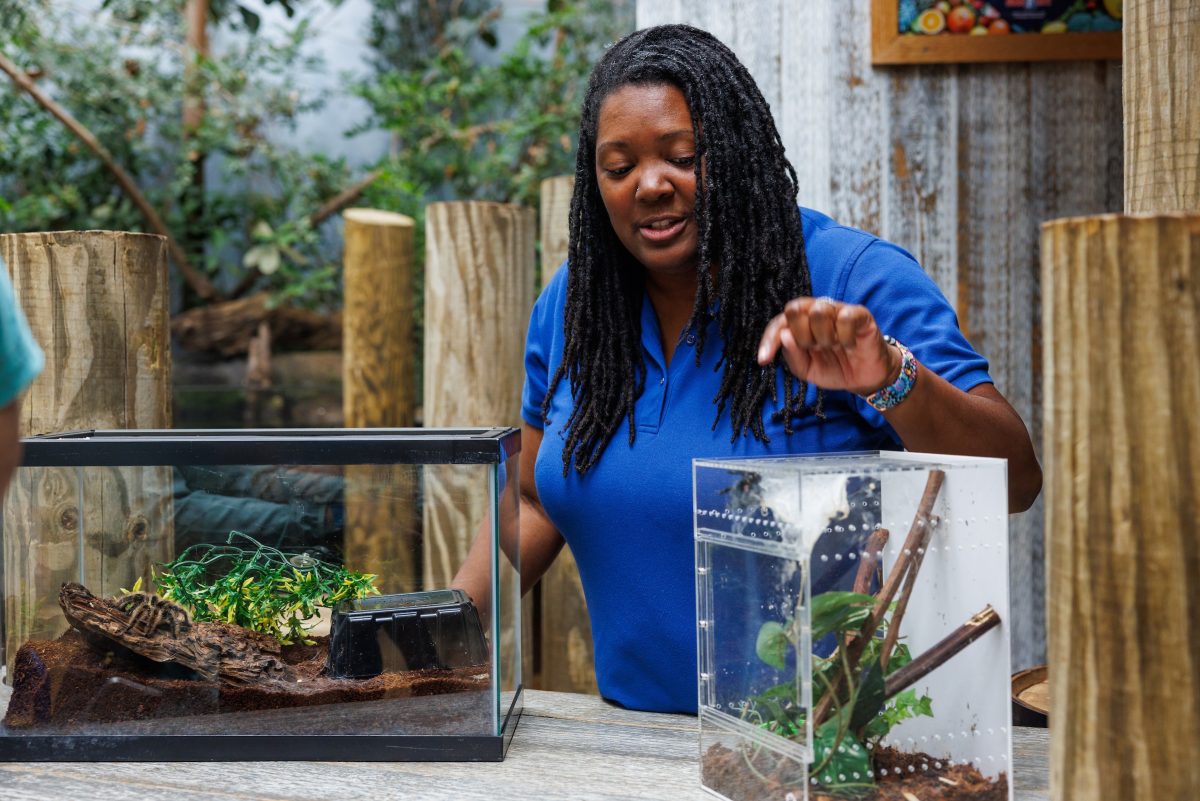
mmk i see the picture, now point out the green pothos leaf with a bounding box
[755,620,790,670]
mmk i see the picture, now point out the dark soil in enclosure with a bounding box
[702,743,1007,801]
[2,630,492,736]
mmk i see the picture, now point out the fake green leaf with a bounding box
[812,718,873,790]
[755,620,790,670]
[811,591,876,642]
[848,655,887,732]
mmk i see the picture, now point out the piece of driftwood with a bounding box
[171,293,341,356]
[58,583,291,686]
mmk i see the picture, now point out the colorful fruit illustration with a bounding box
[1103,0,1122,19]
[946,5,976,33]
[914,8,946,35]
[988,18,1010,34]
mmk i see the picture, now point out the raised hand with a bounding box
[756,297,900,397]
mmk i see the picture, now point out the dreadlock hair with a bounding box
[543,23,823,476]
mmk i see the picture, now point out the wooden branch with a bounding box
[883,605,1001,699]
[310,170,381,228]
[879,513,940,671]
[171,292,341,356]
[58,582,292,686]
[852,527,890,595]
[813,470,945,726]
[0,49,221,302]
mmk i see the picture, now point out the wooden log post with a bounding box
[1045,5,1200,801]
[533,175,597,694]
[1124,1,1200,215]
[341,209,419,592]
[539,175,573,286]
[0,231,172,679]
[424,201,535,691]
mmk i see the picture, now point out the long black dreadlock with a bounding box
[543,24,823,476]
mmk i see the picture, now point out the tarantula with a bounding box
[116,592,192,639]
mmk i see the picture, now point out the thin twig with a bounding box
[309,170,381,228]
[0,48,222,302]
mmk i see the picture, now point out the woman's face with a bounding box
[594,82,699,277]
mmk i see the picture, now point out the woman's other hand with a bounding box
[756,297,899,396]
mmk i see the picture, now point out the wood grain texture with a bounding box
[1042,214,1200,801]
[636,1,1123,670]
[341,208,415,428]
[1,231,172,682]
[341,209,418,587]
[1124,0,1200,214]
[0,690,1050,801]
[539,175,573,287]
[533,175,598,695]
[423,201,535,694]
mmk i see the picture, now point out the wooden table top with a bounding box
[0,689,1049,800]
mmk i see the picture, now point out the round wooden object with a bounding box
[1011,665,1048,728]
[1042,213,1200,801]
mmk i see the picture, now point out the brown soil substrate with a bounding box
[3,629,492,735]
[702,743,1007,801]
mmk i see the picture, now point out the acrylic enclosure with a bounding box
[695,452,1011,801]
[0,428,521,761]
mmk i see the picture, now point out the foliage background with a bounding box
[0,0,633,317]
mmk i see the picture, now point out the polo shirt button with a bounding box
[686,333,696,345]
[659,377,665,385]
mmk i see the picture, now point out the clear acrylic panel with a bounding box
[695,453,1012,801]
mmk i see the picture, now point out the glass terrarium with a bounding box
[0,428,521,761]
[694,452,1011,801]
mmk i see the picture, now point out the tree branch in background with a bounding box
[309,169,381,227]
[229,170,382,299]
[0,48,222,302]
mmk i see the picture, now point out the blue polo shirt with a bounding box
[522,207,991,714]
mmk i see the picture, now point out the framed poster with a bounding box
[872,0,1122,64]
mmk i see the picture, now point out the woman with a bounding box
[457,24,1040,714]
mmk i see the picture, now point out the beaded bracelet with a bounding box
[863,336,917,412]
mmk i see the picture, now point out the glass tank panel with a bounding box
[695,452,1011,801]
[0,428,521,761]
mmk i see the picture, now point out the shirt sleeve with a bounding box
[0,260,44,409]
[520,274,560,429]
[838,239,992,427]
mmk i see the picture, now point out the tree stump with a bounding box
[539,175,573,286]
[341,209,418,593]
[1042,214,1200,801]
[423,201,534,694]
[1,230,172,682]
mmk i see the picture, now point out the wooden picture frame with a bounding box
[871,0,1121,65]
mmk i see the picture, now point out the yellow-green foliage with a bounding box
[150,531,379,645]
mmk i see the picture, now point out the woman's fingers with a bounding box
[779,325,810,378]
[757,312,789,364]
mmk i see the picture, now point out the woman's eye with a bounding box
[603,165,632,176]
[670,155,696,166]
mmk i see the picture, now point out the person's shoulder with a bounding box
[799,207,901,297]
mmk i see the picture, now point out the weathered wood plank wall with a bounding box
[637,0,1123,668]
